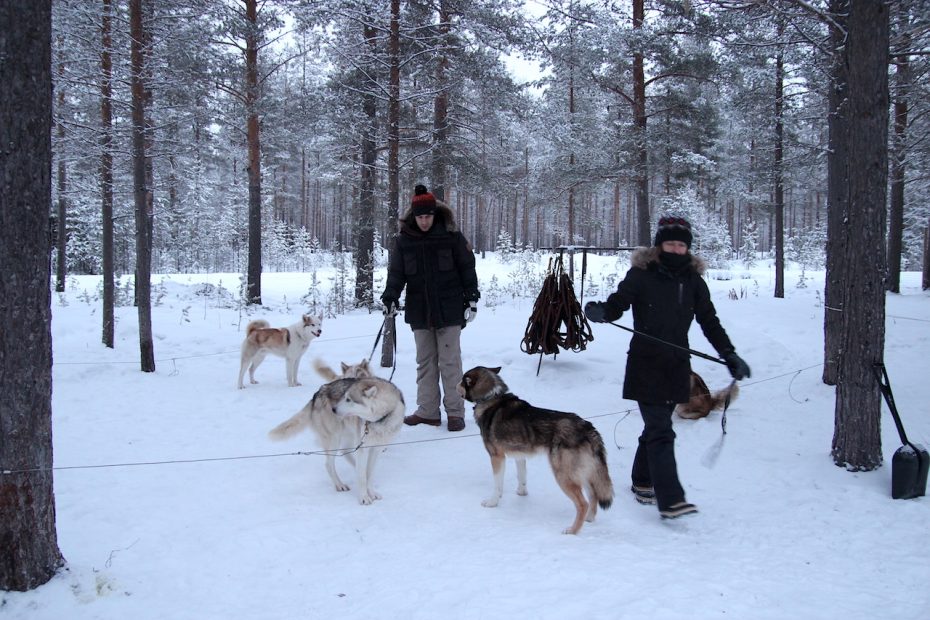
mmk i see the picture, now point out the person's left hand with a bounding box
[723,351,751,380]
[464,301,478,323]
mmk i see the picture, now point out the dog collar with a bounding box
[472,392,506,405]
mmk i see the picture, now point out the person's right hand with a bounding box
[584,301,614,323]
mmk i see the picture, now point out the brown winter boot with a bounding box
[404,414,441,427]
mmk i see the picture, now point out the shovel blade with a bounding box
[891,443,929,500]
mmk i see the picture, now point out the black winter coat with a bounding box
[382,203,479,330]
[602,247,734,404]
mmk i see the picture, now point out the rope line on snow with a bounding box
[52,333,378,366]
[2,364,824,476]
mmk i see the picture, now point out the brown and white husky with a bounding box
[237,315,322,389]
[456,366,614,535]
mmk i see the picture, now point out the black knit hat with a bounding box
[653,215,693,248]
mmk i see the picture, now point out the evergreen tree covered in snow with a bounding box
[740,220,759,268]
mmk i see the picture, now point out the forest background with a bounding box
[50,0,930,297]
[4,0,930,595]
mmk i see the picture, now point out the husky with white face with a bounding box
[332,377,406,505]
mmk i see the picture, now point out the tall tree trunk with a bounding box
[431,0,450,201]
[387,0,400,228]
[130,0,155,372]
[887,30,909,294]
[0,0,64,591]
[245,0,262,305]
[355,20,377,307]
[924,219,930,290]
[101,0,114,348]
[773,30,785,299]
[381,0,401,367]
[632,0,650,245]
[831,0,889,471]
[568,67,576,244]
[55,42,67,293]
[822,0,849,386]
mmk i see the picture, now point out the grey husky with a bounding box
[268,364,404,505]
[267,359,373,498]
[456,366,614,534]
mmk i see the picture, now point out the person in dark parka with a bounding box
[584,215,750,519]
[380,186,480,432]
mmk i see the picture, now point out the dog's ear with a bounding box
[363,385,378,398]
[490,366,502,374]
[341,362,350,373]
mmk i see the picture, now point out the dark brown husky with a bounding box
[675,371,739,420]
[456,366,614,535]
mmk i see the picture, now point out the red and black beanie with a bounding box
[411,190,437,216]
[653,215,693,248]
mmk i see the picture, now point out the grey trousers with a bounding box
[412,326,465,420]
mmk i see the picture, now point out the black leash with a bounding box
[606,321,727,366]
[602,320,735,466]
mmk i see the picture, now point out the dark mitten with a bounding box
[584,301,611,323]
[381,297,399,317]
[723,351,751,380]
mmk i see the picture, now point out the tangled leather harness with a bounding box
[520,252,594,359]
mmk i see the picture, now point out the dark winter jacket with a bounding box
[602,247,734,404]
[382,202,479,330]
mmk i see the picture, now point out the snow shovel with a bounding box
[873,363,928,500]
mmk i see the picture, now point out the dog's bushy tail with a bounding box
[313,358,339,382]
[709,382,739,412]
[268,405,310,441]
[246,319,270,336]
[588,431,614,510]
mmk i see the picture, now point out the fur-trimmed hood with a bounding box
[630,246,707,275]
[398,199,459,236]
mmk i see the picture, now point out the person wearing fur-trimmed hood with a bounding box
[584,215,751,519]
[380,185,480,432]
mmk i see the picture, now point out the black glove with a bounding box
[381,297,399,317]
[584,301,619,324]
[723,351,751,380]
[463,300,478,324]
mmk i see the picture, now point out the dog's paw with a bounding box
[334,483,350,492]
[368,489,382,501]
[359,494,375,505]
[250,379,258,385]
[516,485,528,496]
[561,526,580,535]
[481,497,500,508]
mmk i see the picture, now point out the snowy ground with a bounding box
[3,254,929,620]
